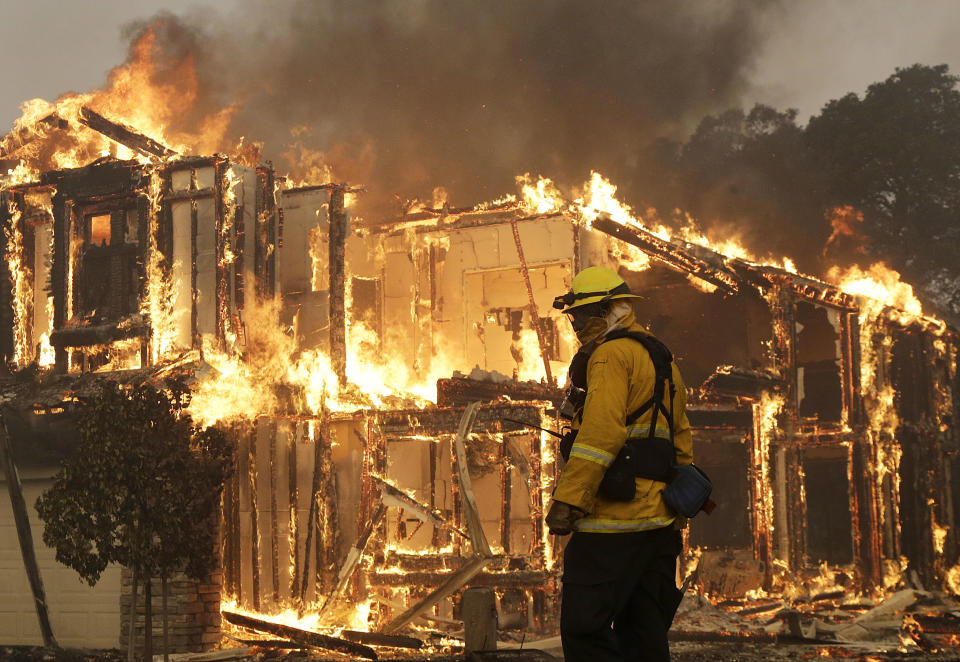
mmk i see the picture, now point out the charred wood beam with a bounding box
[370,594,461,626]
[529,429,545,562]
[162,187,215,202]
[453,402,492,557]
[698,367,782,400]
[591,215,739,294]
[247,426,261,611]
[379,555,492,634]
[268,422,280,603]
[231,440,242,604]
[49,319,149,348]
[77,107,177,160]
[221,611,377,660]
[319,502,386,616]
[914,613,960,634]
[299,423,326,611]
[214,160,228,349]
[318,418,340,596]
[499,439,511,554]
[686,407,754,429]
[50,194,68,371]
[340,630,423,650]
[374,476,469,540]
[437,377,562,409]
[373,403,553,433]
[727,261,859,310]
[288,423,300,607]
[509,219,553,385]
[370,569,553,589]
[328,186,348,388]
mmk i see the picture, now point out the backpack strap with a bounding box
[603,330,675,437]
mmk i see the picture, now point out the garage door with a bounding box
[0,474,121,647]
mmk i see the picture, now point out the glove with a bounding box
[546,500,587,535]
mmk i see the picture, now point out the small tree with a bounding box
[36,381,234,662]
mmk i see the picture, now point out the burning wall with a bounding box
[0,155,279,373]
[2,129,960,651]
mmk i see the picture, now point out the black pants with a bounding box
[560,526,682,662]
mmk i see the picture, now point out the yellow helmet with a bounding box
[552,266,642,313]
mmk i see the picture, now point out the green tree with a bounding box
[806,64,960,290]
[664,103,828,271]
[35,381,233,662]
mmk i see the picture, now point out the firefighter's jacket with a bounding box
[553,312,694,533]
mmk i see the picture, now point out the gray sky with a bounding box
[2,1,959,132]
[748,0,960,122]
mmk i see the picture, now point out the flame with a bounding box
[4,198,31,365]
[931,512,948,555]
[1,20,236,179]
[515,171,801,275]
[143,171,185,360]
[827,263,923,321]
[946,564,960,594]
[513,329,546,382]
[188,300,296,426]
[517,173,564,215]
[753,391,783,543]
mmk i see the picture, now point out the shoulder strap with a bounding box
[602,330,677,434]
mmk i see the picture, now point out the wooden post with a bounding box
[214,159,229,350]
[318,420,340,595]
[289,422,300,607]
[463,587,498,653]
[0,417,57,647]
[499,439,511,555]
[300,422,324,612]
[269,421,280,604]
[319,502,386,615]
[452,402,491,557]
[248,425,261,611]
[328,187,348,389]
[380,556,491,634]
[50,193,68,372]
[509,219,553,385]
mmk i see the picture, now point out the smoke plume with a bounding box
[118,1,777,216]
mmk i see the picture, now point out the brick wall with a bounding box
[119,568,223,654]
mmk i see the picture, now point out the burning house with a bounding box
[0,106,959,655]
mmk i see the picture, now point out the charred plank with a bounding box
[340,630,423,650]
[78,107,177,159]
[221,610,377,660]
[591,215,739,294]
[49,319,149,348]
[437,377,563,408]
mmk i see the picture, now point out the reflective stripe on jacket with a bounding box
[552,312,694,532]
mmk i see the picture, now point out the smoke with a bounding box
[117,1,778,216]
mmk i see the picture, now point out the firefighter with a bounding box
[546,265,693,662]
